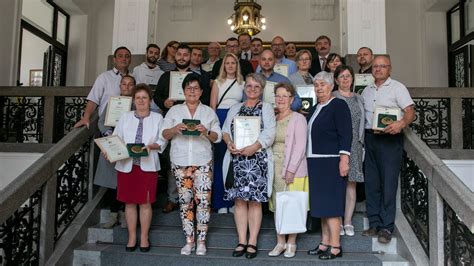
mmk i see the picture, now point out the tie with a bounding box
[244,52,248,61]
[320,57,327,70]
[303,73,313,85]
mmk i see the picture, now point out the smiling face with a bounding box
[285,43,296,58]
[134,89,151,112]
[113,48,131,70]
[372,56,392,83]
[335,69,353,91]
[183,80,202,104]
[314,79,333,102]
[260,50,275,72]
[327,56,342,72]
[296,51,311,71]
[271,36,286,59]
[275,87,293,113]
[120,76,135,96]
[357,47,373,67]
[226,40,240,55]
[315,37,331,57]
[207,42,220,57]
[244,77,263,100]
[175,48,191,70]
[167,43,179,58]
[239,34,251,51]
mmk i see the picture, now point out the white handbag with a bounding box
[275,184,308,235]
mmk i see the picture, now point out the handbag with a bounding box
[224,158,234,189]
[275,182,308,235]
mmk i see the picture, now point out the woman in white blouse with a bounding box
[162,73,222,256]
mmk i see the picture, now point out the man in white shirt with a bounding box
[204,42,221,71]
[309,35,331,76]
[133,44,164,86]
[74,46,131,128]
[238,33,252,61]
[190,47,204,74]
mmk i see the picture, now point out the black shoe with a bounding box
[245,244,258,259]
[362,227,378,237]
[232,243,247,257]
[307,242,329,255]
[125,244,137,252]
[377,229,393,243]
[319,246,343,260]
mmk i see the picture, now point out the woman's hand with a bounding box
[101,151,110,162]
[173,123,187,136]
[196,124,208,136]
[240,142,261,157]
[142,143,161,154]
[339,154,350,177]
[227,141,240,155]
[284,171,295,184]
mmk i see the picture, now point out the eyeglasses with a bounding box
[185,86,201,91]
[298,58,311,62]
[337,74,352,79]
[275,95,292,99]
[373,64,391,69]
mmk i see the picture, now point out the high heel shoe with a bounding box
[125,244,137,252]
[268,243,286,257]
[284,243,297,258]
[318,246,343,260]
[307,242,329,255]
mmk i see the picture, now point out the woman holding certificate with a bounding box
[113,84,165,252]
[306,71,352,260]
[162,73,222,256]
[222,73,276,259]
[267,83,308,258]
[210,53,244,214]
[333,65,365,237]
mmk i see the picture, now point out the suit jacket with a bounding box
[211,58,254,80]
[309,57,323,76]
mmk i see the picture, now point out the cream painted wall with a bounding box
[0,0,20,85]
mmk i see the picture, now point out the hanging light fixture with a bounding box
[227,0,266,36]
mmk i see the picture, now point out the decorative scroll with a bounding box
[53,97,87,142]
[410,98,450,149]
[444,200,473,265]
[400,151,430,256]
[55,141,90,241]
[0,190,42,265]
[462,98,474,149]
[0,96,44,143]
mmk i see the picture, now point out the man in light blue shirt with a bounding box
[256,36,297,76]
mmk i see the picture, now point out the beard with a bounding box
[176,60,190,69]
[146,56,158,64]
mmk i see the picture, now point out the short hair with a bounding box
[333,65,355,89]
[192,47,203,53]
[181,73,202,91]
[121,74,136,85]
[374,54,391,62]
[286,42,296,47]
[238,32,251,41]
[273,82,296,97]
[245,73,266,89]
[295,49,312,62]
[132,83,152,99]
[251,37,263,44]
[315,35,331,45]
[146,43,160,52]
[177,43,192,54]
[226,37,239,44]
[161,40,179,58]
[313,71,334,86]
[114,46,131,57]
[357,46,373,55]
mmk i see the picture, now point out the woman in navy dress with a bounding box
[306,71,352,260]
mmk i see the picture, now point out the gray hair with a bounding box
[245,73,266,88]
[313,71,334,86]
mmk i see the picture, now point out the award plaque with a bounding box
[126,143,149,157]
[182,119,201,136]
[372,107,401,131]
[94,135,129,163]
[169,71,191,101]
[233,116,260,150]
[353,74,374,94]
[296,85,316,112]
[104,96,132,127]
[263,81,277,106]
[274,64,289,77]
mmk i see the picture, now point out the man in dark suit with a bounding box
[309,35,331,76]
[211,37,254,80]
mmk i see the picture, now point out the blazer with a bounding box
[332,91,365,143]
[278,112,308,179]
[309,58,323,76]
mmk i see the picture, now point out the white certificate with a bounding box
[94,135,130,163]
[104,96,132,127]
[263,81,277,106]
[372,107,402,131]
[296,85,316,102]
[201,63,213,72]
[169,71,191,101]
[274,64,289,77]
[234,116,260,150]
[354,74,374,87]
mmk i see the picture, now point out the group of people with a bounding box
[74,33,415,260]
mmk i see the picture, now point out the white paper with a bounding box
[169,71,191,100]
[94,135,129,163]
[104,96,132,127]
[274,64,289,77]
[234,116,260,150]
[263,81,277,106]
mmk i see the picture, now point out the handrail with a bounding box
[0,86,90,96]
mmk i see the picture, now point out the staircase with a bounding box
[73,206,409,265]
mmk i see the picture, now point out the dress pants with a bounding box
[364,130,403,232]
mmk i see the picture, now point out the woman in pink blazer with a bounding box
[268,83,308,258]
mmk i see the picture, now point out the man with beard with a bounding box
[189,47,212,104]
[133,44,164,87]
[357,47,374,74]
[211,37,254,80]
[309,35,331,76]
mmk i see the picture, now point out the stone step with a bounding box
[74,243,408,266]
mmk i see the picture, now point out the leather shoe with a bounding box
[162,201,178,213]
[319,246,342,260]
[245,244,258,259]
[307,242,329,255]
[362,227,378,237]
[125,244,137,252]
[232,243,247,257]
[377,229,393,243]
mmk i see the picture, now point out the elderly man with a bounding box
[361,55,415,243]
[238,32,252,61]
[204,42,221,71]
[357,47,374,74]
[211,37,253,79]
[309,35,331,76]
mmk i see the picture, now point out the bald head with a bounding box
[260,49,275,73]
[271,36,286,59]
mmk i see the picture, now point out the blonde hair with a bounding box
[217,53,243,85]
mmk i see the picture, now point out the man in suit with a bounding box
[238,32,252,61]
[211,37,254,80]
[309,35,331,76]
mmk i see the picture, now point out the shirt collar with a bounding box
[113,67,129,76]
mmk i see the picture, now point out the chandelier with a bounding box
[227,0,266,36]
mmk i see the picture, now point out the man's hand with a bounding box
[384,120,405,135]
[74,117,90,129]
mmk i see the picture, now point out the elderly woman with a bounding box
[268,83,308,258]
[333,65,365,236]
[222,73,276,259]
[113,84,166,252]
[306,72,352,260]
[162,73,222,256]
[210,53,245,214]
[323,53,345,73]
[289,49,314,86]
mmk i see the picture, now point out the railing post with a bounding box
[42,96,55,144]
[450,97,463,149]
[88,139,95,201]
[428,183,444,265]
[38,174,57,265]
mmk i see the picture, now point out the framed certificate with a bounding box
[104,96,132,127]
[353,74,374,94]
[263,81,277,106]
[94,135,129,163]
[372,107,401,131]
[234,116,260,150]
[274,64,289,77]
[169,71,191,101]
[296,85,316,112]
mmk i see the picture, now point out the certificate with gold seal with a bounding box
[234,116,260,150]
[182,119,201,136]
[372,107,401,131]
[274,64,289,77]
[296,85,316,112]
[263,81,277,106]
[169,71,191,101]
[94,135,129,163]
[104,96,132,127]
[126,143,148,157]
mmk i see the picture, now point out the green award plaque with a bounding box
[127,143,149,157]
[182,119,201,136]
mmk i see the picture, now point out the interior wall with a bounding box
[19,29,51,86]
[0,0,21,85]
